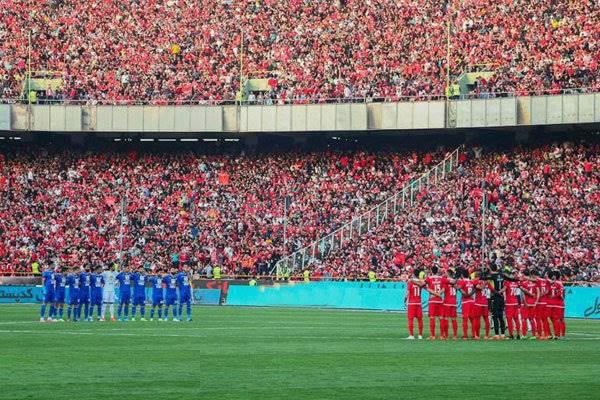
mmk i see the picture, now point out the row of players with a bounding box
[405,266,566,340]
[39,265,194,322]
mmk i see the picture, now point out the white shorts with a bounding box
[103,291,116,303]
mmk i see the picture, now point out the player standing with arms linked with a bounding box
[132,266,148,321]
[66,267,80,321]
[101,264,118,321]
[456,268,476,339]
[149,269,164,321]
[405,269,425,340]
[177,265,193,322]
[40,265,56,322]
[163,268,180,321]
[53,267,67,322]
[424,266,444,340]
[116,265,133,321]
[78,266,92,321]
[548,271,565,339]
[503,269,522,339]
[441,268,458,340]
[519,270,539,339]
[90,267,105,321]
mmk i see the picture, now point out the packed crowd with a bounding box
[0,146,440,276]
[1,0,598,103]
[306,142,599,283]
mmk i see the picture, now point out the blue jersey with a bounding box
[176,272,192,294]
[163,275,178,298]
[90,273,105,293]
[42,270,55,292]
[116,272,132,297]
[149,275,163,299]
[132,272,147,296]
[66,273,80,300]
[79,271,91,300]
[54,272,66,293]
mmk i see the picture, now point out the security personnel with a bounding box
[213,265,221,280]
[31,261,40,275]
[303,269,310,282]
[368,270,376,282]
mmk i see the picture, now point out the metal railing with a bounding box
[0,87,595,106]
[272,146,462,276]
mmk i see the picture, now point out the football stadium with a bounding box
[0,1,599,399]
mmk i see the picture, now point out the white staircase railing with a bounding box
[272,146,463,276]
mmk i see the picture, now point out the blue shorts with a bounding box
[152,297,163,307]
[179,291,191,304]
[165,296,177,306]
[43,289,55,303]
[79,288,90,303]
[133,294,145,306]
[54,290,66,304]
[119,293,131,304]
[69,293,80,305]
[91,292,103,306]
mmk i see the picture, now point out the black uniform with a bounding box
[483,270,507,336]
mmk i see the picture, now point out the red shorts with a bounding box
[461,301,473,318]
[548,306,564,319]
[472,304,489,318]
[521,305,537,320]
[428,302,444,317]
[407,304,423,319]
[536,303,549,319]
[443,304,457,318]
[505,305,520,320]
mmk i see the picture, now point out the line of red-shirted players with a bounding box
[404,266,566,340]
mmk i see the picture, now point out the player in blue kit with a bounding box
[116,266,132,321]
[78,267,92,321]
[162,268,179,321]
[131,266,148,321]
[40,266,56,322]
[66,267,80,321]
[89,267,105,321]
[53,267,67,322]
[149,270,164,321]
[177,266,193,322]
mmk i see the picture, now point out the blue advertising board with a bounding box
[227,281,600,319]
[0,286,221,306]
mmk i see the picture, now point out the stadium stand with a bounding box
[0,141,597,282]
[0,0,598,102]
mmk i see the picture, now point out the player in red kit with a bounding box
[472,271,493,340]
[456,269,475,339]
[424,266,444,340]
[405,269,425,340]
[503,271,521,339]
[548,271,565,339]
[535,271,552,339]
[441,268,458,340]
[519,270,539,339]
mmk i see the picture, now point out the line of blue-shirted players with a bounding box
[40,264,194,322]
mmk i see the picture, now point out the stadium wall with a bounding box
[1,93,598,133]
[225,282,600,320]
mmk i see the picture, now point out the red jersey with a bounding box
[473,279,493,307]
[548,281,564,307]
[456,278,475,303]
[425,275,444,304]
[407,281,423,306]
[442,278,457,306]
[504,280,521,306]
[520,280,538,306]
[537,278,551,304]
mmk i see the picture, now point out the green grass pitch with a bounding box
[1,305,599,400]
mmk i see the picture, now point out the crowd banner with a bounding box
[226,282,600,319]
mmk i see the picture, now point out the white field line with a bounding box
[1,329,600,341]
